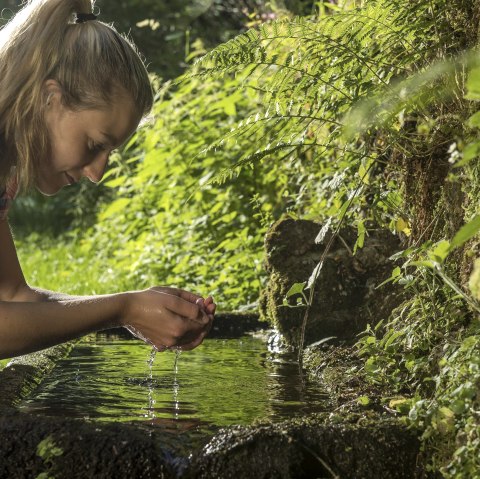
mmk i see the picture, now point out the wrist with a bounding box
[117,292,135,327]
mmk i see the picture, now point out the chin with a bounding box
[35,182,63,197]
[36,187,57,197]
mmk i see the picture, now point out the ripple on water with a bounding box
[18,333,329,434]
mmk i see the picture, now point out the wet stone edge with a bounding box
[0,410,423,479]
[0,341,76,410]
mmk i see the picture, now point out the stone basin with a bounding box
[0,313,421,478]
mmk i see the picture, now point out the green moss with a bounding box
[37,435,63,462]
[36,435,63,479]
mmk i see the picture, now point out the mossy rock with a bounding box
[187,413,422,479]
[259,218,403,347]
[0,412,174,478]
[0,342,75,410]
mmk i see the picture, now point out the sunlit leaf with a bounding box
[428,239,451,263]
[450,215,480,250]
[357,396,370,406]
[99,198,130,220]
[285,282,306,298]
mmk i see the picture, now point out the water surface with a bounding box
[19,332,329,437]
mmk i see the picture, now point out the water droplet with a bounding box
[173,349,182,419]
[147,347,157,380]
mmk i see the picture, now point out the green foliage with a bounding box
[340,30,480,474]
[36,435,63,479]
[183,0,479,366]
[356,256,478,474]
[185,0,471,235]
[37,435,63,461]
[409,333,480,476]
[18,0,468,309]
[16,235,114,296]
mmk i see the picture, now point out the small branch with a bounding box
[299,443,340,479]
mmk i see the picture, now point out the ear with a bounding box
[43,79,63,108]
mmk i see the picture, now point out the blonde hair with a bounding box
[0,0,153,191]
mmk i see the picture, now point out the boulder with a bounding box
[259,218,403,347]
[187,413,421,479]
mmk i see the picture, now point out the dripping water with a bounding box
[145,346,183,421]
[146,347,157,420]
[173,349,182,419]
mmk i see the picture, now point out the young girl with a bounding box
[0,0,215,359]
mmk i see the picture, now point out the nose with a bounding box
[82,153,109,184]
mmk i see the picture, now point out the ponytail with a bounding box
[0,0,153,191]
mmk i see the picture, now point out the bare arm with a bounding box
[0,293,126,358]
[0,220,214,359]
[13,285,93,302]
[0,218,30,302]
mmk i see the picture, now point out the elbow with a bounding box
[0,281,30,302]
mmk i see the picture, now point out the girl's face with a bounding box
[39,81,141,196]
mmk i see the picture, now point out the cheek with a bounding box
[49,140,86,172]
[47,116,88,171]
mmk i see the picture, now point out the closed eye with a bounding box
[90,142,106,152]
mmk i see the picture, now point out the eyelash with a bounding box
[90,142,105,152]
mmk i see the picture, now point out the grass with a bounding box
[14,233,119,296]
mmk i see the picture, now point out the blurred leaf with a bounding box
[466,67,480,100]
[450,216,480,251]
[357,396,371,406]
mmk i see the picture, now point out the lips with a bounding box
[65,173,76,185]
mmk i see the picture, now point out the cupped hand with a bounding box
[196,295,216,320]
[122,287,215,352]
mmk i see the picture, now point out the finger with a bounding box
[177,314,214,350]
[183,315,213,344]
[173,313,212,343]
[186,315,214,348]
[154,292,201,321]
[196,298,206,311]
[178,330,208,351]
[187,314,213,339]
[152,287,203,304]
[206,303,216,314]
[188,311,210,329]
[198,309,212,325]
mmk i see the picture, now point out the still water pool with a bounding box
[18,331,329,437]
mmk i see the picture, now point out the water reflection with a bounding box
[18,332,329,433]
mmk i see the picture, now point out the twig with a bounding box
[300,442,340,479]
[298,159,375,364]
